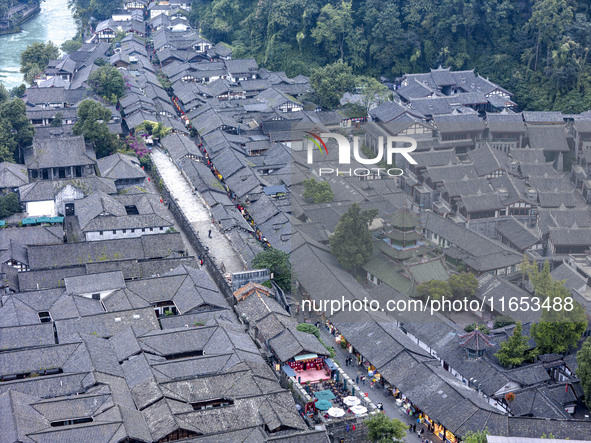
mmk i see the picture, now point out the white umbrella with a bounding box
[350,405,368,415]
[327,407,346,418]
[343,396,361,406]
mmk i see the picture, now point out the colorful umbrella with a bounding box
[315,399,332,410]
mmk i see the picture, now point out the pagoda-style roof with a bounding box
[388,229,422,243]
[458,329,494,351]
[390,207,419,230]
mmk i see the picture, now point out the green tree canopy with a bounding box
[61,39,83,54]
[464,323,490,334]
[20,41,59,85]
[495,322,531,368]
[356,76,389,113]
[252,248,291,292]
[577,337,591,409]
[73,100,117,158]
[416,280,452,301]
[365,413,407,443]
[296,323,321,339]
[0,83,8,104]
[136,121,172,141]
[448,273,479,300]
[329,203,378,270]
[530,280,588,354]
[88,65,126,105]
[462,429,488,443]
[0,193,21,219]
[0,98,34,162]
[50,112,63,127]
[303,178,334,203]
[310,61,356,110]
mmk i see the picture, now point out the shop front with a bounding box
[286,353,330,383]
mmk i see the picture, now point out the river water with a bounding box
[0,0,77,89]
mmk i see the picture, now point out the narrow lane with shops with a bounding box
[294,303,447,443]
[317,325,442,443]
[151,149,247,275]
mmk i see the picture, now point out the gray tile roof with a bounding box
[24,136,97,170]
[64,271,126,295]
[0,162,28,189]
[26,233,185,269]
[268,328,328,362]
[97,153,146,181]
[496,218,541,251]
[423,212,522,272]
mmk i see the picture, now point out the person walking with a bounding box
[370,381,375,390]
[412,424,416,433]
[208,229,212,238]
[361,376,365,385]
[356,375,359,384]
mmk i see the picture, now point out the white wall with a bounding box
[85,225,171,241]
[26,200,56,217]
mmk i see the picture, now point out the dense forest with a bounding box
[189,0,591,112]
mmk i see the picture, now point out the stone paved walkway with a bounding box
[152,149,247,275]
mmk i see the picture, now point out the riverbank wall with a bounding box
[0,4,41,36]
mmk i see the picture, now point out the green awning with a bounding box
[36,217,51,223]
[0,221,5,227]
[22,218,37,225]
[294,353,318,361]
[314,390,336,401]
[315,399,332,410]
[49,217,64,223]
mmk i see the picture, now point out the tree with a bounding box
[61,39,82,54]
[0,83,8,104]
[297,323,321,339]
[311,0,354,63]
[524,259,553,299]
[0,193,21,218]
[0,99,34,153]
[356,76,389,114]
[577,337,591,409]
[252,248,291,292]
[303,178,334,203]
[416,280,452,301]
[329,203,378,271]
[365,413,407,443]
[530,280,588,354]
[310,62,356,110]
[462,429,488,443]
[493,315,515,329]
[448,273,479,300]
[1,193,20,217]
[464,323,490,334]
[136,121,172,141]
[495,322,531,368]
[9,84,26,98]
[73,100,117,158]
[20,41,60,85]
[50,113,63,127]
[87,65,126,105]
[524,0,574,71]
